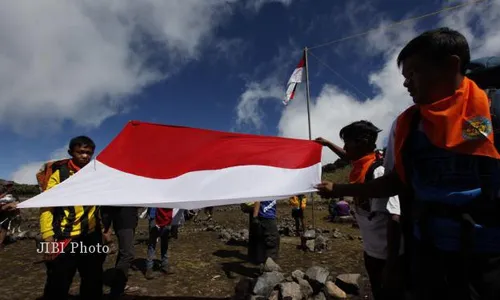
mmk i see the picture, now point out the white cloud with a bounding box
[235,0,500,165]
[10,145,69,185]
[247,0,294,11]
[0,0,292,135]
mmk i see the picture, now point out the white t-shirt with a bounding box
[355,119,404,259]
[384,118,401,215]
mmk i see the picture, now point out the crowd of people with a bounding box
[1,27,500,300]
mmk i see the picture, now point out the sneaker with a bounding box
[145,268,154,280]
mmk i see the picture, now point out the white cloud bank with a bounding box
[0,0,294,135]
[11,146,69,185]
[235,0,500,165]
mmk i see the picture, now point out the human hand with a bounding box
[42,236,57,261]
[314,137,331,146]
[1,202,17,211]
[314,181,334,198]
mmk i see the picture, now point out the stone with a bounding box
[234,277,255,300]
[253,271,285,297]
[263,257,282,272]
[291,270,305,281]
[310,291,326,300]
[314,235,329,252]
[332,229,342,239]
[306,240,315,252]
[335,273,361,295]
[279,282,302,300]
[240,229,249,241]
[267,290,279,300]
[305,266,330,293]
[325,281,347,299]
[303,230,316,239]
[297,278,313,298]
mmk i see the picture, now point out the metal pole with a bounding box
[304,47,315,229]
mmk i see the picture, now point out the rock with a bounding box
[325,281,347,299]
[303,230,316,239]
[305,266,330,293]
[335,273,361,295]
[240,229,249,241]
[206,225,215,231]
[27,231,38,239]
[250,296,266,300]
[291,270,305,281]
[267,290,279,300]
[219,230,232,243]
[253,271,285,297]
[285,276,294,282]
[314,235,329,252]
[263,257,282,272]
[297,278,314,298]
[305,240,315,252]
[309,291,326,300]
[279,282,302,300]
[332,229,342,239]
[234,277,255,300]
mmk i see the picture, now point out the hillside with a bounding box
[0,179,40,197]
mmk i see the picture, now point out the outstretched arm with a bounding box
[316,171,404,199]
[314,137,347,161]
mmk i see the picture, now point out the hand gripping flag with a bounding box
[18,121,322,210]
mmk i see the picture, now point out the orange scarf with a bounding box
[394,77,500,183]
[349,153,377,183]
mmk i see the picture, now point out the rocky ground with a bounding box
[0,201,369,300]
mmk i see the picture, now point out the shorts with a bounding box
[291,209,303,218]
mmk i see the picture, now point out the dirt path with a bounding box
[0,203,368,300]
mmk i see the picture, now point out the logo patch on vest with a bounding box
[462,116,492,140]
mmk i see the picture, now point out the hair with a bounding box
[397,27,470,74]
[69,136,96,151]
[339,120,381,151]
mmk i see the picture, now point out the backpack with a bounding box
[36,159,71,192]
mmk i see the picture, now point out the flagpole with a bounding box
[304,47,315,229]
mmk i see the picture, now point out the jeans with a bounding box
[110,227,135,296]
[147,220,170,270]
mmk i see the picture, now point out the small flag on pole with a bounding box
[283,53,305,105]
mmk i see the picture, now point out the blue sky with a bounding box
[1,0,499,184]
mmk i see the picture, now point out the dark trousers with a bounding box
[110,227,136,296]
[254,217,280,264]
[43,231,105,300]
[248,214,258,263]
[147,220,170,269]
[292,209,304,234]
[410,242,500,300]
[364,252,406,300]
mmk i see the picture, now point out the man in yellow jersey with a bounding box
[40,136,106,299]
[289,194,307,236]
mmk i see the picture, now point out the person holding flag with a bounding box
[315,27,500,299]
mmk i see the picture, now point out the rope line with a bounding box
[307,51,370,99]
[308,0,487,50]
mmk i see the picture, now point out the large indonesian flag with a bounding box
[18,121,322,209]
